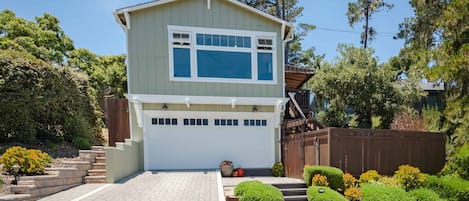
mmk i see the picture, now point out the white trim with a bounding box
[207,0,211,10]
[168,25,277,84]
[216,170,225,201]
[114,0,293,30]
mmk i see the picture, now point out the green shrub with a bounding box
[424,175,469,201]
[0,146,51,175]
[344,186,362,201]
[307,186,347,201]
[394,164,426,191]
[359,170,381,183]
[303,165,344,190]
[312,174,329,187]
[377,176,400,188]
[343,173,358,188]
[272,162,284,177]
[441,144,469,180]
[234,180,283,201]
[361,183,414,201]
[408,188,445,201]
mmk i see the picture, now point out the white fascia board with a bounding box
[113,11,127,32]
[125,94,288,106]
[113,0,293,34]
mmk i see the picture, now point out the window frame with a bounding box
[168,25,277,84]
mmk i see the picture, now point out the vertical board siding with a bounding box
[282,128,446,178]
[127,0,283,97]
[106,99,131,147]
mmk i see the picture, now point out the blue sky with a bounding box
[0,0,413,63]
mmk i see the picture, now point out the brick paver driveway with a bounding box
[40,170,221,201]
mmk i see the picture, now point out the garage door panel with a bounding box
[144,112,275,170]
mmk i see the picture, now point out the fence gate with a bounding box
[106,98,130,146]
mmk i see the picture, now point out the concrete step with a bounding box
[95,156,106,163]
[85,176,106,183]
[91,163,106,169]
[91,146,105,151]
[272,183,307,189]
[284,195,308,201]
[11,183,79,198]
[281,188,308,196]
[88,169,106,176]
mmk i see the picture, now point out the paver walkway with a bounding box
[40,170,220,201]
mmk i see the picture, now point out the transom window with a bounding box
[169,25,276,84]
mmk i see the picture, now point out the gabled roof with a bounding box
[114,0,293,31]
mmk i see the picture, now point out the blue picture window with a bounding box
[173,48,191,78]
[257,52,273,80]
[197,50,251,79]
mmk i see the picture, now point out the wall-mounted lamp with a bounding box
[162,104,168,111]
[252,106,258,112]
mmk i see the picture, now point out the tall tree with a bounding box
[309,44,402,128]
[0,10,74,64]
[396,0,468,155]
[346,0,393,48]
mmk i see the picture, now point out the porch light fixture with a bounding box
[252,106,258,112]
[12,164,20,185]
[162,104,168,110]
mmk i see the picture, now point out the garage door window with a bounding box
[215,119,239,126]
[183,118,208,126]
[244,119,267,126]
[152,118,177,125]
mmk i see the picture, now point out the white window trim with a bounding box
[168,25,277,85]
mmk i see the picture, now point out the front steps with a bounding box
[272,183,308,201]
[80,146,107,183]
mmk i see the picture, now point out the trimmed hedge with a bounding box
[361,183,414,201]
[234,180,283,201]
[307,186,347,201]
[424,175,469,201]
[408,188,445,201]
[304,166,344,190]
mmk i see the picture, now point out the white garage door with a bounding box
[143,111,275,170]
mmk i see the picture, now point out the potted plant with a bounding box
[237,167,245,177]
[220,160,233,177]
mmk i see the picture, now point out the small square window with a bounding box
[203,119,208,125]
[228,36,236,47]
[220,35,228,46]
[236,36,244,47]
[204,34,212,45]
[165,118,171,125]
[159,118,164,125]
[244,120,249,126]
[215,119,220,126]
[234,119,239,126]
[262,120,267,126]
[184,119,189,125]
[197,119,202,125]
[250,120,255,126]
[190,119,196,125]
[256,120,261,126]
[152,118,158,125]
[172,119,178,125]
[227,119,232,126]
[196,34,204,45]
[221,119,226,126]
[213,35,220,46]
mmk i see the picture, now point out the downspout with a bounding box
[279,23,293,163]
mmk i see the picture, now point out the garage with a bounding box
[142,111,276,170]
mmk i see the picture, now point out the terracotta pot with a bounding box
[237,168,245,177]
[220,165,233,177]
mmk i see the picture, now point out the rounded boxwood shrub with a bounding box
[359,170,381,183]
[303,165,344,190]
[307,186,347,201]
[361,183,414,201]
[0,146,51,175]
[394,164,426,191]
[408,188,445,201]
[424,174,469,201]
[234,180,283,201]
[272,162,284,177]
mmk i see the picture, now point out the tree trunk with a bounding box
[364,0,370,49]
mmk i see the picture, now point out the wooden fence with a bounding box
[282,128,446,178]
[105,98,130,147]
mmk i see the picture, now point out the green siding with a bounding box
[127,0,283,98]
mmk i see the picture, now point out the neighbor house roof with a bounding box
[114,0,293,35]
[285,64,315,90]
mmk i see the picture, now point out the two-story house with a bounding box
[113,0,294,171]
